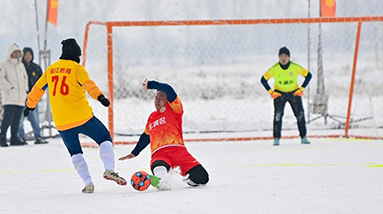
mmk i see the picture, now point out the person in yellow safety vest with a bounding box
[261,47,312,146]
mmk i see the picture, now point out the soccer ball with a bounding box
[130,171,151,191]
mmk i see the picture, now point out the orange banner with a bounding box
[47,0,59,26]
[321,0,336,17]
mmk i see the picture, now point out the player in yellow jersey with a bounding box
[24,38,126,193]
[261,47,312,146]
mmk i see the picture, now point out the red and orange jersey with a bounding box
[27,59,104,131]
[144,96,184,154]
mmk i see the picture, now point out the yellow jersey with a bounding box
[27,59,104,131]
[263,61,309,92]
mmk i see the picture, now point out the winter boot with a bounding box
[10,137,28,146]
[0,135,8,147]
[103,170,127,185]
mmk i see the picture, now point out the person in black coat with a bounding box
[18,47,48,144]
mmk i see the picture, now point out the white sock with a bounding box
[72,154,93,185]
[153,166,168,179]
[99,141,115,171]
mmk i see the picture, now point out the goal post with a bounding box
[82,16,383,144]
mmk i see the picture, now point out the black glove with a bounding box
[97,95,110,107]
[24,107,35,117]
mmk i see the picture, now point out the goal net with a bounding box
[82,17,383,143]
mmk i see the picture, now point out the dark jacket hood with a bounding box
[22,47,34,63]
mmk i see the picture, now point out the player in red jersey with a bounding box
[119,79,209,189]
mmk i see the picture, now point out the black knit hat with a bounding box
[61,38,81,57]
[278,46,290,57]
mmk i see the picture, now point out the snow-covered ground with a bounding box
[1,1,383,212]
[1,137,383,214]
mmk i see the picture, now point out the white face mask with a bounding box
[8,50,22,65]
[9,57,20,65]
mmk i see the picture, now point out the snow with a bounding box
[1,1,383,212]
[1,137,383,214]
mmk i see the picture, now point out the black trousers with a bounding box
[273,91,307,138]
[151,160,209,185]
[0,105,24,141]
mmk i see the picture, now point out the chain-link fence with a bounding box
[1,0,382,139]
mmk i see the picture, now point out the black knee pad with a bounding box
[150,160,170,174]
[185,165,209,185]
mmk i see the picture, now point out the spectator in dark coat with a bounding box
[18,47,48,144]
